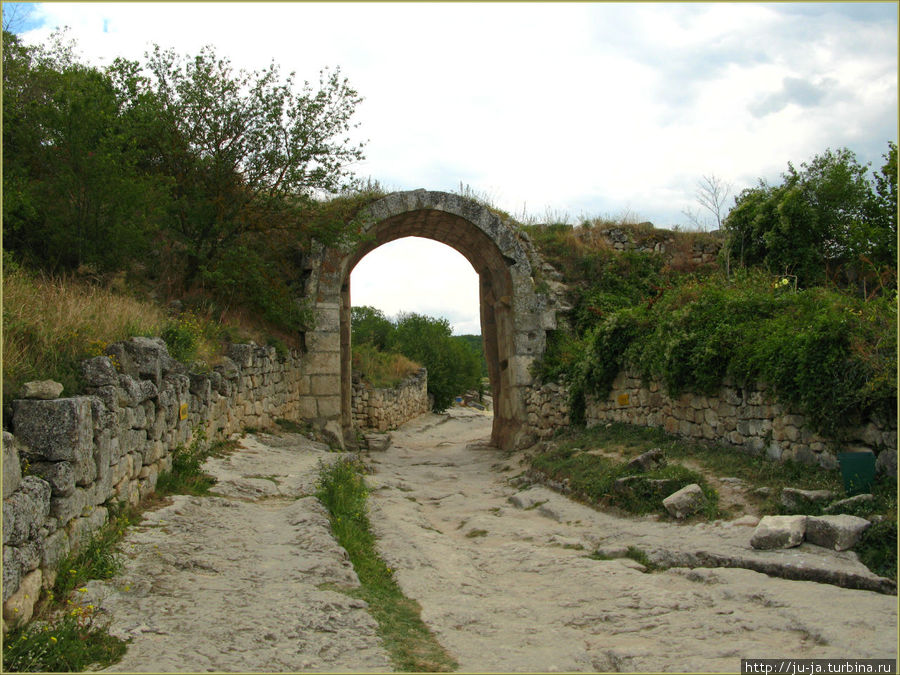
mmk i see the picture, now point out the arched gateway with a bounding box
[300,190,562,449]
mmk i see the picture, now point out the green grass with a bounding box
[154,429,237,496]
[3,610,128,672]
[52,505,141,601]
[316,458,457,672]
[528,428,719,519]
[542,421,897,580]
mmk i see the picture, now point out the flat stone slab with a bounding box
[781,487,837,512]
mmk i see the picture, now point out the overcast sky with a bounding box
[9,2,898,335]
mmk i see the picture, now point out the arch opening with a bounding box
[340,213,516,447]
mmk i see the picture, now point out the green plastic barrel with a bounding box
[838,451,876,496]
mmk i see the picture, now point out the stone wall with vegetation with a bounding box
[351,368,429,432]
[524,381,572,442]
[521,371,896,476]
[2,337,306,624]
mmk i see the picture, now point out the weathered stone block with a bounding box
[50,487,87,527]
[317,396,341,419]
[40,528,70,574]
[875,449,896,476]
[81,356,118,388]
[806,515,871,551]
[215,356,240,380]
[67,506,108,549]
[780,487,837,513]
[20,380,64,399]
[625,448,666,473]
[750,515,807,550]
[663,484,706,520]
[3,433,23,496]
[3,568,40,624]
[12,397,93,462]
[824,493,874,515]
[2,476,51,546]
[28,461,75,498]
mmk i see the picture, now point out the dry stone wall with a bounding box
[520,369,896,475]
[351,368,429,432]
[2,337,307,625]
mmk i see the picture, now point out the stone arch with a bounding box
[303,190,560,449]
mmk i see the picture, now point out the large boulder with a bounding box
[750,515,807,550]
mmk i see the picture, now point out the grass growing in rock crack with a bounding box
[155,430,237,496]
[316,458,458,672]
[3,504,140,672]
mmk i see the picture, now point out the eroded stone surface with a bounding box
[88,433,390,673]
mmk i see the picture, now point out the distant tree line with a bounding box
[351,306,483,412]
[2,29,370,333]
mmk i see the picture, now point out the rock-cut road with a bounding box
[87,408,897,672]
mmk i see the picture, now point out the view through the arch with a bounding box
[350,236,490,413]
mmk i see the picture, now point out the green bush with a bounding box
[161,312,204,363]
[545,271,896,438]
[351,307,482,412]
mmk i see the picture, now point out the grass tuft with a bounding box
[316,458,457,672]
[154,428,228,496]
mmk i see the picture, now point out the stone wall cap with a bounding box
[20,380,64,399]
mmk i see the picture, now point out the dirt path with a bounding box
[86,410,897,673]
[368,409,897,673]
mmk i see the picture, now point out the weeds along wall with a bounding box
[2,337,311,626]
[351,368,429,432]
[522,371,897,476]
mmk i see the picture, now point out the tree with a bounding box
[2,30,168,271]
[722,145,895,293]
[109,45,365,284]
[351,306,394,350]
[392,313,481,412]
[682,174,732,232]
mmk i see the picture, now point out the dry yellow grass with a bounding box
[3,264,168,400]
[351,343,420,388]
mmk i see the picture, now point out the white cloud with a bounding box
[16,2,898,333]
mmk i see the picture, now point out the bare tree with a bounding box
[681,174,733,231]
[2,3,34,33]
